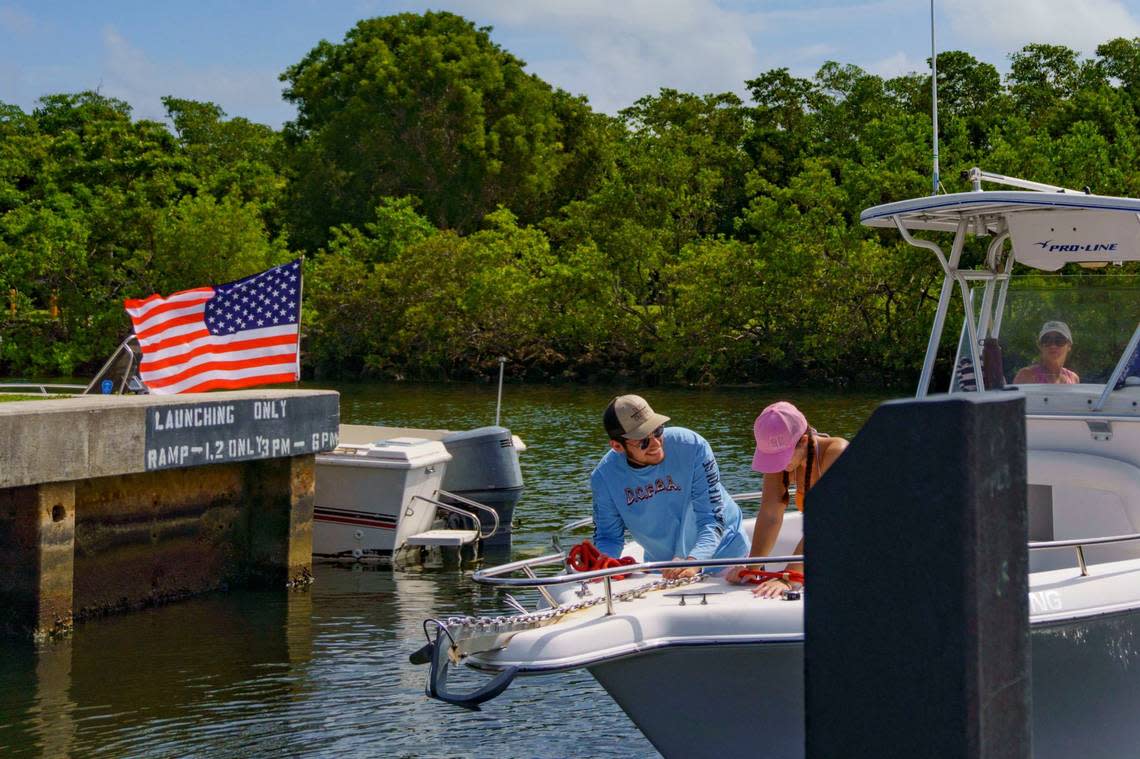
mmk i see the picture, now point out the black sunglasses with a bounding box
[631,425,665,451]
[1040,334,1070,347]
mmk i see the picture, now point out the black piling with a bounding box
[805,394,1030,758]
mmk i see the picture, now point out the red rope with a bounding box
[738,568,805,585]
[567,540,637,580]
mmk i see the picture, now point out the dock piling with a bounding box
[0,390,338,641]
[805,393,1030,758]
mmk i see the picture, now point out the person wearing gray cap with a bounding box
[1014,321,1080,385]
[590,394,747,579]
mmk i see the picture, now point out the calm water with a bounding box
[0,382,887,758]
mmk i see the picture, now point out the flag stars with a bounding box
[203,260,301,337]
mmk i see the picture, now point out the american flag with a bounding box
[124,260,302,394]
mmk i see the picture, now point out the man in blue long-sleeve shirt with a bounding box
[590,394,747,579]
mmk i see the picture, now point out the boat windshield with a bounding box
[951,274,1140,390]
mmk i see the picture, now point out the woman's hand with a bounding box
[752,577,802,599]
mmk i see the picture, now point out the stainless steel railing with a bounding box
[411,491,501,541]
[1029,531,1140,576]
[501,516,1140,614]
[479,532,1140,588]
[472,552,803,586]
[551,516,593,554]
[0,382,86,395]
[0,335,147,398]
[438,489,502,540]
[472,552,804,616]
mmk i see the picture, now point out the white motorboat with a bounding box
[336,423,526,547]
[331,358,528,550]
[414,172,1140,758]
[312,424,524,562]
[313,434,503,561]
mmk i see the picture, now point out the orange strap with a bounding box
[738,568,805,585]
[567,540,637,580]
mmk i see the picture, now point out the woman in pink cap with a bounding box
[726,401,848,598]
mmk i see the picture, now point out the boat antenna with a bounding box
[494,356,506,426]
[930,0,940,195]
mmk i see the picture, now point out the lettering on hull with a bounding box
[1029,590,1063,613]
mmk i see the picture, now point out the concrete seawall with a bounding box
[0,390,339,641]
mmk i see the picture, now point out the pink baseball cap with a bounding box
[752,401,808,473]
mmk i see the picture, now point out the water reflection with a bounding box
[0,588,314,758]
[33,642,75,759]
[0,639,77,759]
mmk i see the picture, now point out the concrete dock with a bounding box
[0,390,339,641]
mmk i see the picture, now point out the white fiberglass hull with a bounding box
[588,643,803,759]
[466,555,1140,759]
[585,610,1140,759]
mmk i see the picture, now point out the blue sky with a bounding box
[3,1,1140,127]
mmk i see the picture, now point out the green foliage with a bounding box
[5,14,1140,390]
[1009,43,1084,121]
[135,193,291,293]
[280,11,585,248]
[302,245,377,378]
[303,197,437,377]
[0,91,287,376]
[314,207,620,380]
[162,96,286,222]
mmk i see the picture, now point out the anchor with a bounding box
[410,621,518,710]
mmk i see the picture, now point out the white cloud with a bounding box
[943,0,1140,54]
[865,51,925,79]
[429,0,764,112]
[99,25,292,125]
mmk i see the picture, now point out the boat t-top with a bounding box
[412,170,1140,759]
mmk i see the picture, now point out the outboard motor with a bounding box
[440,426,524,547]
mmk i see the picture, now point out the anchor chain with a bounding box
[415,572,710,707]
[435,572,708,643]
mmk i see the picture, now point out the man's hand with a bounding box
[662,557,700,580]
[723,565,756,584]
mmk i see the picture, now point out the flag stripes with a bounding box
[123,261,302,394]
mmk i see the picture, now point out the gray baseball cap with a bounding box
[1038,320,1072,343]
[603,394,670,440]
